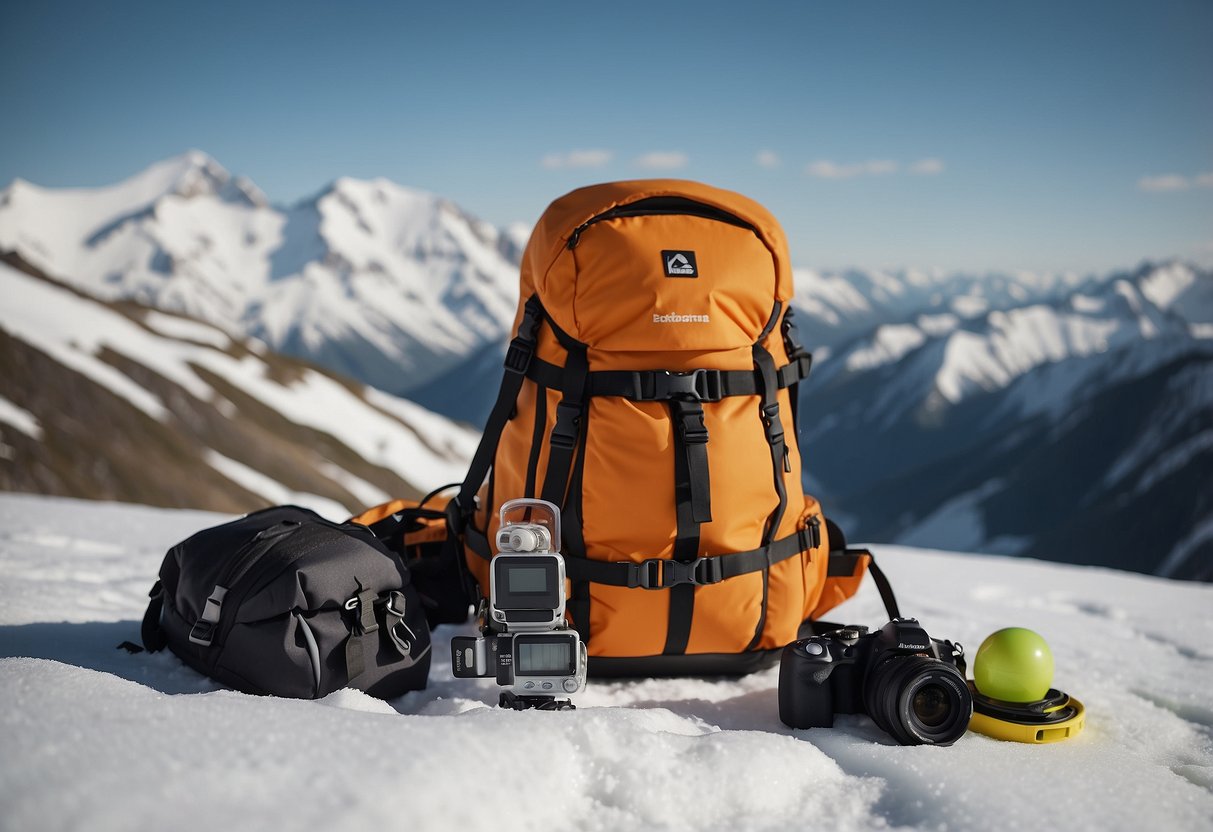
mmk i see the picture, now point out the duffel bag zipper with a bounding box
[566,197,759,249]
[187,521,300,648]
[206,519,402,667]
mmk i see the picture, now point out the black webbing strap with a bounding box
[539,341,588,507]
[365,505,447,546]
[344,582,379,682]
[465,524,492,561]
[780,306,812,437]
[451,295,544,528]
[524,383,548,497]
[746,304,788,651]
[663,398,709,655]
[524,357,811,401]
[672,399,712,524]
[826,549,902,621]
[141,580,167,652]
[753,306,789,545]
[563,526,808,588]
[562,412,592,640]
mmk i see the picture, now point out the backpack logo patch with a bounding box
[662,250,698,277]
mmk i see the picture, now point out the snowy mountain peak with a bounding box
[0,152,521,394]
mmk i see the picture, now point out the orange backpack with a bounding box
[438,180,886,676]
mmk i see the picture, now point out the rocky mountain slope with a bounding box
[0,254,477,517]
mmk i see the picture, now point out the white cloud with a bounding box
[909,158,945,175]
[1196,172,1213,188]
[540,149,613,170]
[1138,174,1191,192]
[805,159,899,179]
[756,149,780,169]
[634,151,688,170]
[805,160,861,179]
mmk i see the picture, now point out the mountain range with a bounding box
[1,152,1209,580]
[0,151,522,394]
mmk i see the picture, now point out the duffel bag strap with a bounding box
[343,581,380,682]
[344,586,432,680]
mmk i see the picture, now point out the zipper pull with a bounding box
[783,445,792,473]
[567,227,583,249]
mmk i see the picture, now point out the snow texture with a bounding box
[0,395,42,440]
[1,495,1211,831]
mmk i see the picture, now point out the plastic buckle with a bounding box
[549,402,581,449]
[663,369,723,401]
[630,557,723,589]
[676,408,709,445]
[631,559,665,589]
[761,402,784,445]
[634,369,723,402]
[503,336,534,374]
[188,586,228,646]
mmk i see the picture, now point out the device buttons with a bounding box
[804,642,825,656]
[541,681,553,691]
[563,678,578,692]
[524,681,535,689]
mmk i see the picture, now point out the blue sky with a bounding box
[1,0,1210,273]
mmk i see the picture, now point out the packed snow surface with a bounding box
[1,495,1211,831]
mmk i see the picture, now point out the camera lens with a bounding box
[912,684,951,728]
[507,528,540,551]
[863,656,972,746]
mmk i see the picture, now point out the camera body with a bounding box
[779,618,971,745]
[451,628,586,694]
[450,499,586,702]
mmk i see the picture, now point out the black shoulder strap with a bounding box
[865,555,901,621]
[451,295,544,529]
[539,338,588,507]
[826,548,901,621]
[779,306,812,436]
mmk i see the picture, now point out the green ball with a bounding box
[973,627,1054,702]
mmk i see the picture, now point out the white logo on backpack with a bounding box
[653,313,711,324]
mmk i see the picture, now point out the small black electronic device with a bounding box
[778,618,971,745]
[450,498,586,709]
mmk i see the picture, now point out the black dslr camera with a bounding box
[779,618,971,745]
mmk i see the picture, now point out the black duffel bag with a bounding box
[140,505,431,699]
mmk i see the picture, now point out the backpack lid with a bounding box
[517,180,795,349]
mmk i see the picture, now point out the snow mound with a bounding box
[1,496,1211,831]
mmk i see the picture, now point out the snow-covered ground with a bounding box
[1,494,1210,831]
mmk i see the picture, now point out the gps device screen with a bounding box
[508,566,548,594]
[516,638,572,675]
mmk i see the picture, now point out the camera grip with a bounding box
[778,642,837,729]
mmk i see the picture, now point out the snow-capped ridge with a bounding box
[0,152,522,394]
